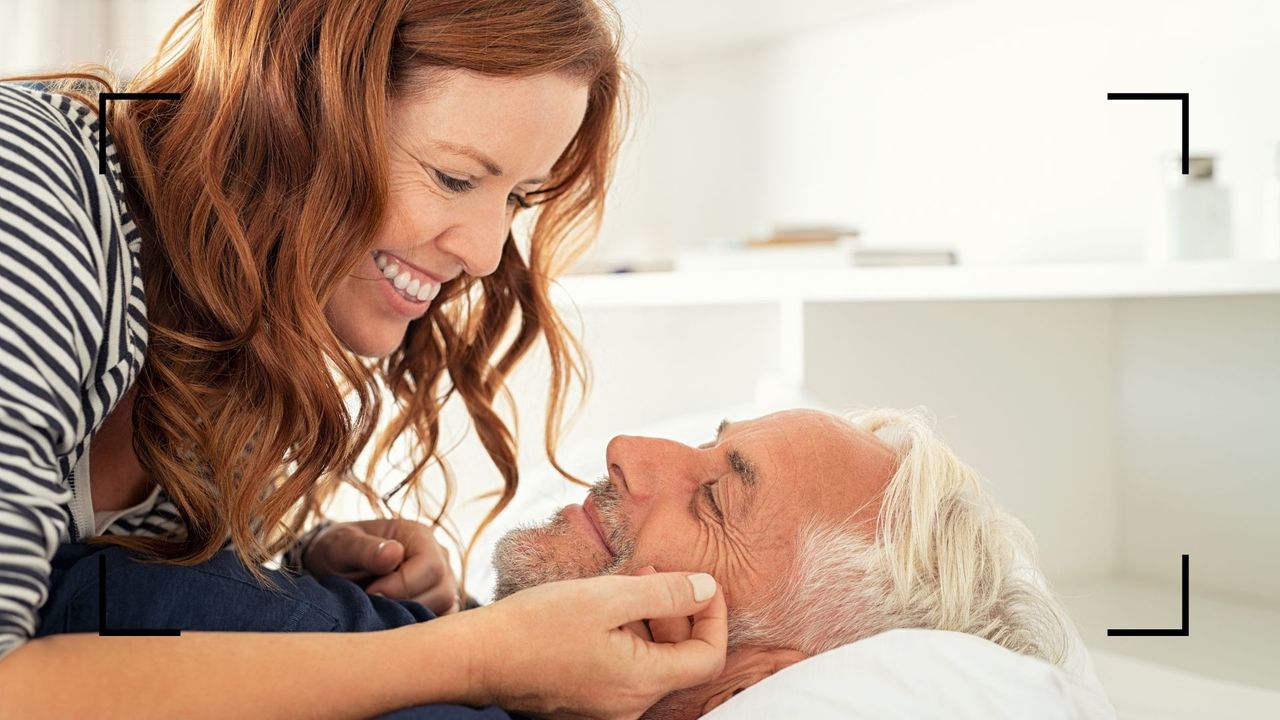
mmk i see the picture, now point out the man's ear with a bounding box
[700,646,809,714]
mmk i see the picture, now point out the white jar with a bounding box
[1261,143,1280,261]
[1164,155,1231,260]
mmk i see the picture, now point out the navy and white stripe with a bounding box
[1,80,155,662]
[1,82,328,664]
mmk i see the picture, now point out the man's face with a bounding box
[493,409,898,611]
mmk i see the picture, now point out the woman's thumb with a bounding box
[615,571,718,624]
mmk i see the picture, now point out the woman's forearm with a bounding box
[1,617,479,719]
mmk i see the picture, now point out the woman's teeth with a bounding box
[372,251,440,303]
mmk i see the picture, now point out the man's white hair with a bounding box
[728,406,1070,665]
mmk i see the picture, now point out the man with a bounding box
[492,407,1073,718]
[32,405,1075,719]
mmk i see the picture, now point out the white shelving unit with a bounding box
[552,261,1280,307]
[552,261,1280,398]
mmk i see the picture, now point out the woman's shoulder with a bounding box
[0,81,110,236]
[0,81,100,163]
[1,79,145,391]
[0,79,137,257]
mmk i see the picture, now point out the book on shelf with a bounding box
[747,225,861,247]
[851,249,957,267]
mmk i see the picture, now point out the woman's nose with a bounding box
[435,217,508,278]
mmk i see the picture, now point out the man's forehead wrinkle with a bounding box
[781,414,867,508]
[793,415,824,471]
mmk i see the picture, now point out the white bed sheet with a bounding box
[702,628,1115,719]
[699,632,1280,719]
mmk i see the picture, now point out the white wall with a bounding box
[13,0,1280,267]
[1115,295,1280,603]
[803,299,1121,581]
[599,0,1280,266]
[0,0,189,77]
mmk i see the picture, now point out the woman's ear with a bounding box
[700,646,809,714]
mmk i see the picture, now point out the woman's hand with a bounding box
[302,518,461,615]
[462,571,728,720]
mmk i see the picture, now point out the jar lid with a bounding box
[1164,154,1215,180]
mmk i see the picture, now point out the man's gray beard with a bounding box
[491,479,635,600]
[490,481,723,720]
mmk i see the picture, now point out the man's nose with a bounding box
[434,213,509,278]
[605,434,699,500]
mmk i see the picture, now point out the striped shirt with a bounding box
[0,82,322,663]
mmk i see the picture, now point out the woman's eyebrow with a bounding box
[428,139,548,186]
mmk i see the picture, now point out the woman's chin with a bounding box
[325,319,403,359]
[324,292,410,359]
[343,330,405,359]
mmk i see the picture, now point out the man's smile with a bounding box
[583,495,614,557]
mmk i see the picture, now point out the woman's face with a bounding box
[325,68,590,358]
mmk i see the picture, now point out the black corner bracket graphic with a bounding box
[1106,92,1190,175]
[97,553,181,636]
[1107,554,1190,637]
[96,92,182,175]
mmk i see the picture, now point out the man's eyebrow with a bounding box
[713,419,758,487]
[715,418,730,440]
[428,139,547,186]
[726,449,758,486]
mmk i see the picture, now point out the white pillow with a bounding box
[701,629,1117,720]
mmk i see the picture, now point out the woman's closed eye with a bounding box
[434,169,533,209]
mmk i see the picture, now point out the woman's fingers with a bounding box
[625,565,691,644]
[412,583,462,615]
[622,566,658,640]
[603,571,727,686]
[365,545,440,595]
[606,571,719,627]
[629,566,693,644]
[646,580,729,687]
[306,523,405,579]
[304,518,461,614]
[466,572,729,719]
[364,524,457,601]
[647,613,693,644]
[623,619,654,642]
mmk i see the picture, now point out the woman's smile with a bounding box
[371,250,440,318]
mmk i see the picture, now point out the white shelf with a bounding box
[551,261,1280,308]
[1056,575,1280,692]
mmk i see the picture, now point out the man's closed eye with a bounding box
[701,482,724,521]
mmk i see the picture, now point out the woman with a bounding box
[0,1,726,718]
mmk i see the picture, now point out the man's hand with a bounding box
[302,518,461,615]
